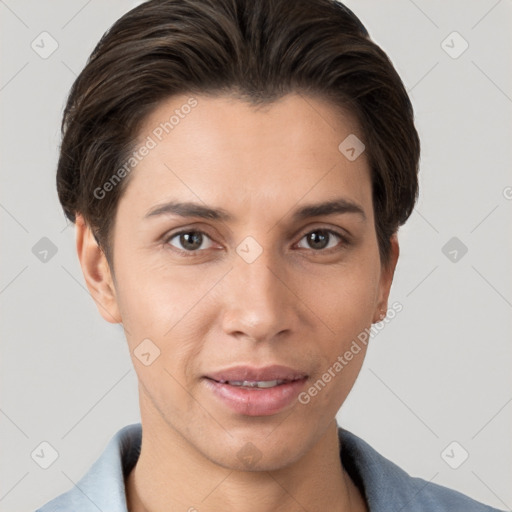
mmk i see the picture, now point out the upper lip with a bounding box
[205,365,308,383]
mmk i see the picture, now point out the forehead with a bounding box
[137,92,362,157]
[120,93,373,222]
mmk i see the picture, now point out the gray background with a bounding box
[1,0,511,510]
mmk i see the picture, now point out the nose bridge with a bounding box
[221,240,294,341]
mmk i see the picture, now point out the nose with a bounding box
[220,247,300,344]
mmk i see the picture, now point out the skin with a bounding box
[76,93,399,512]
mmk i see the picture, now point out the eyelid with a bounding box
[163,223,217,242]
[295,223,351,243]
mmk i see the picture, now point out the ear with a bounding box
[372,233,399,324]
[75,214,122,324]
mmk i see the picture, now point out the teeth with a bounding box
[227,379,286,388]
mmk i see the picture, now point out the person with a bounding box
[35,0,503,510]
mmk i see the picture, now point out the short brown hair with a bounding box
[57,0,420,267]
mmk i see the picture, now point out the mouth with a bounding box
[203,365,309,416]
[212,378,298,389]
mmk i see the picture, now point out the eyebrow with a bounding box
[144,198,366,223]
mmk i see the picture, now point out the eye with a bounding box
[166,230,214,252]
[296,229,345,251]
[164,227,348,256]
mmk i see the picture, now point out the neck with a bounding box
[126,404,366,512]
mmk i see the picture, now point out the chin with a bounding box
[193,421,316,472]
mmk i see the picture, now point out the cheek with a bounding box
[113,251,217,336]
[293,254,380,405]
[298,259,380,339]
[112,254,225,386]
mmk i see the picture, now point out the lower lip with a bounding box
[203,378,307,416]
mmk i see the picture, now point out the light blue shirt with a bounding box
[35,423,503,511]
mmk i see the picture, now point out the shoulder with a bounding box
[35,423,142,512]
[339,428,504,512]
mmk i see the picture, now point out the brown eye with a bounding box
[167,231,213,252]
[297,230,343,251]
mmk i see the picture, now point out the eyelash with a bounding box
[163,227,350,257]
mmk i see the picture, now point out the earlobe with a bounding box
[372,233,399,324]
[75,214,122,324]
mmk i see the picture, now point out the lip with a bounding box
[205,364,308,383]
[203,365,308,416]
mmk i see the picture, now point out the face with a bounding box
[86,93,397,471]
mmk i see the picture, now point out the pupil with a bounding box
[181,232,202,250]
[309,231,328,250]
